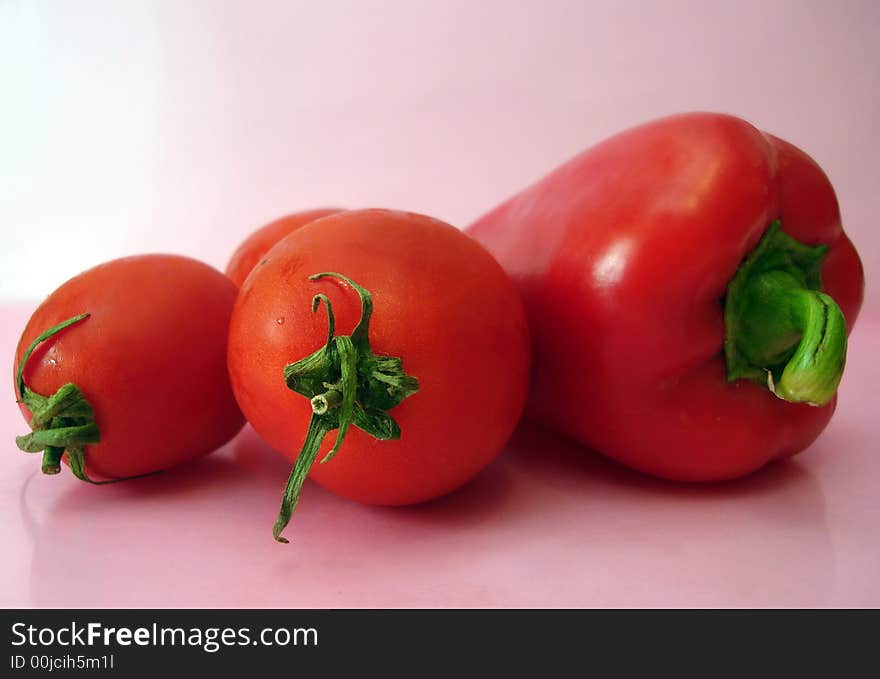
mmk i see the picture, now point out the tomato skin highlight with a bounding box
[468,112,865,482]
[225,209,343,287]
[228,209,531,506]
[14,255,246,480]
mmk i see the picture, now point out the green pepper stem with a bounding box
[724,222,848,406]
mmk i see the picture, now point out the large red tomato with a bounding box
[14,255,245,482]
[227,209,530,542]
[225,208,342,287]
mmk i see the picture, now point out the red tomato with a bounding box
[227,209,530,541]
[226,208,343,287]
[14,255,245,481]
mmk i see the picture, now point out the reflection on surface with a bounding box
[25,421,832,608]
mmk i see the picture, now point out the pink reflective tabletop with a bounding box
[2,303,878,608]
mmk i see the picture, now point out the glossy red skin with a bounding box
[228,209,530,505]
[15,255,246,479]
[468,112,864,482]
[225,209,343,287]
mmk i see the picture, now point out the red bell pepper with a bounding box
[468,112,864,481]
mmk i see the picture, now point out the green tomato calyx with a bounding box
[14,313,107,483]
[273,272,420,543]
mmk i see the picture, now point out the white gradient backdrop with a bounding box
[1,0,877,306]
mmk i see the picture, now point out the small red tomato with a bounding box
[14,255,246,482]
[227,209,530,542]
[225,208,343,287]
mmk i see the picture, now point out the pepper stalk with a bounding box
[724,221,848,406]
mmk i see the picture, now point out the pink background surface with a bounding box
[1,303,879,608]
[1,1,878,608]
[0,0,878,309]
